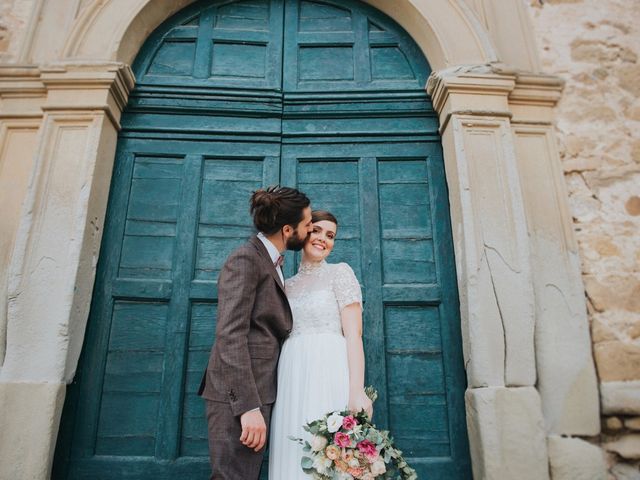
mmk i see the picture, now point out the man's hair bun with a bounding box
[249,186,310,235]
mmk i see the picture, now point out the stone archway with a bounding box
[61,0,498,70]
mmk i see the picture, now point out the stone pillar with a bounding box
[509,74,605,479]
[0,65,44,368]
[0,62,134,480]
[428,66,549,480]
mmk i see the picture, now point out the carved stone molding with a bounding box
[39,62,135,129]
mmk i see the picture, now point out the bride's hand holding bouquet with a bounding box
[290,387,418,480]
[348,388,373,420]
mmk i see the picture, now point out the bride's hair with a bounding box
[311,210,338,226]
[250,186,310,234]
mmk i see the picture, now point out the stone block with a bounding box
[601,381,640,415]
[584,275,640,314]
[611,463,640,480]
[595,342,640,382]
[605,435,640,460]
[624,417,640,430]
[466,386,549,480]
[0,381,66,480]
[626,197,640,216]
[625,418,640,431]
[616,65,640,97]
[607,417,625,431]
[547,435,607,480]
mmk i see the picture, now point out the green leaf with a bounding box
[301,456,314,469]
[365,385,378,402]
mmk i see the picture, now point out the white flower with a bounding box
[348,458,360,468]
[310,435,328,452]
[312,454,332,474]
[326,412,345,433]
[371,459,386,475]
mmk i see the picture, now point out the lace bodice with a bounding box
[285,261,362,338]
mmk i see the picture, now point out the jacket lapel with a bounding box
[249,235,286,292]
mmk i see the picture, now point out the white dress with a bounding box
[268,260,362,479]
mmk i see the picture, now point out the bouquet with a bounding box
[289,387,418,479]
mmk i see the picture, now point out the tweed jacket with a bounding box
[198,236,293,416]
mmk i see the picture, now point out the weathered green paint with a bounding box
[54,1,471,479]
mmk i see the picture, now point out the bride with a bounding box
[268,210,373,478]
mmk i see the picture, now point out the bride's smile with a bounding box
[303,220,336,262]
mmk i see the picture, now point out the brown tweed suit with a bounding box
[198,235,292,480]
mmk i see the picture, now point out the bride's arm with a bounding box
[342,303,373,418]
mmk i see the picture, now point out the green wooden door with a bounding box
[54,1,471,479]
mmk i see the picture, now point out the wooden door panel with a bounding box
[287,158,363,276]
[181,302,217,457]
[118,156,183,281]
[95,302,167,456]
[283,0,429,92]
[194,156,278,283]
[135,0,284,91]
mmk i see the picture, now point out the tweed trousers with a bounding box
[205,400,273,480]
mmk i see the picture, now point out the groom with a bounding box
[198,186,312,480]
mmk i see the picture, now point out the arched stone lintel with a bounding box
[62,0,499,72]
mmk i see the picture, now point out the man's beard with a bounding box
[285,229,307,251]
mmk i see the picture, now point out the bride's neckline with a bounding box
[298,260,327,274]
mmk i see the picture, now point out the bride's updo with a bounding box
[311,210,338,227]
[250,186,310,234]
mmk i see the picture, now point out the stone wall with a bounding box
[526,0,640,477]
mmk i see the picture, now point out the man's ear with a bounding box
[282,224,293,237]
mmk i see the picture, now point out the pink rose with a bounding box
[342,415,358,430]
[334,432,352,448]
[357,439,377,458]
[348,466,365,478]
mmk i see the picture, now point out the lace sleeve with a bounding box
[333,263,362,311]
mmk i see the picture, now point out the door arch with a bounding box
[54,1,471,478]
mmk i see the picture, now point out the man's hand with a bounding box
[239,409,267,452]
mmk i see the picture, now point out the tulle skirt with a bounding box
[268,332,349,479]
